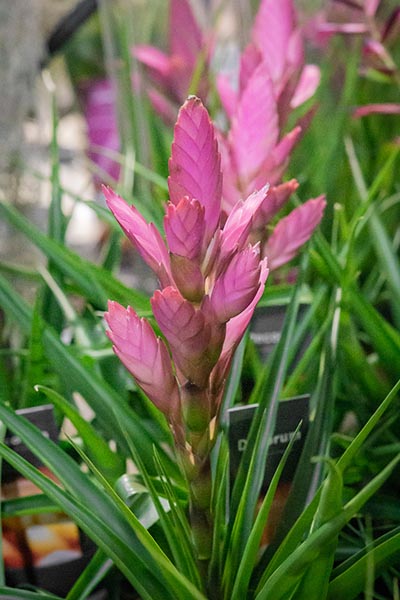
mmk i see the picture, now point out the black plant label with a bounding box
[228,395,310,492]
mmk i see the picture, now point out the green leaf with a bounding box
[222,257,307,598]
[231,422,303,600]
[0,202,149,313]
[0,406,205,600]
[2,494,59,517]
[328,527,400,599]
[344,137,400,327]
[255,454,400,600]
[36,385,125,483]
[20,295,52,409]
[259,378,400,586]
[66,550,113,600]
[0,588,62,599]
[294,459,343,600]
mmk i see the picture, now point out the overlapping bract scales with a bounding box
[105,97,268,432]
[168,96,222,244]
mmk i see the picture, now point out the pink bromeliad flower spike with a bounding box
[81,79,121,187]
[217,60,326,270]
[104,97,269,560]
[134,0,211,123]
[214,0,325,272]
[217,0,320,126]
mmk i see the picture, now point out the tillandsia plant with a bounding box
[104,96,270,564]
[1,2,400,599]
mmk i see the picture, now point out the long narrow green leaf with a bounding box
[0,588,62,600]
[258,378,400,586]
[255,454,400,600]
[0,406,205,600]
[2,494,59,517]
[222,257,306,597]
[344,138,400,325]
[0,442,172,600]
[294,459,343,600]
[0,202,149,313]
[256,288,340,583]
[66,550,113,600]
[231,423,303,599]
[36,385,125,482]
[328,527,400,599]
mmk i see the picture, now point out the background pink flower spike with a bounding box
[252,0,296,85]
[168,97,222,245]
[253,179,299,230]
[365,0,381,17]
[105,301,180,419]
[228,63,279,191]
[102,186,173,287]
[220,184,269,259]
[291,64,321,109]
[210,245,263,323]
[82,79,121,186]
[169,0,203,71]
[264,196,326,270]
[133,46,172,87]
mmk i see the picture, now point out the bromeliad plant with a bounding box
[1,90,400,600]
[104,96,270,563]
[1,2,400,599]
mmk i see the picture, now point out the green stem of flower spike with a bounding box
[180,383,215,583]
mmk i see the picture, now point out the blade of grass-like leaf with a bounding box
[0,442,173,600]
[0,588,62,599]
[209,335,247,583]
[0,406,205,600]
[347,285,400,378]
[2,494,59,517]
[43,88,67,331]
[337,378,400,472]
[257,287,340,583]
[88,144,169,191]
[0,421,5,586]
[0,202,149,313]
[293,459,343,600]
[116,410,202,589]
[328,527,400,599]
[231,422,303,599]
[38,265,92,347]
[20,295,49,409]
[36,385,125,482]
[258,377,400,587]
[65,428,204,598]
[312,230,400,375]
[222,257,307,598]
[255,454,400,600]
[0,273,179,478]
[339,309,390,404]
[153,448,203,589]
[66,550,113,600]
[344,137,400,327]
